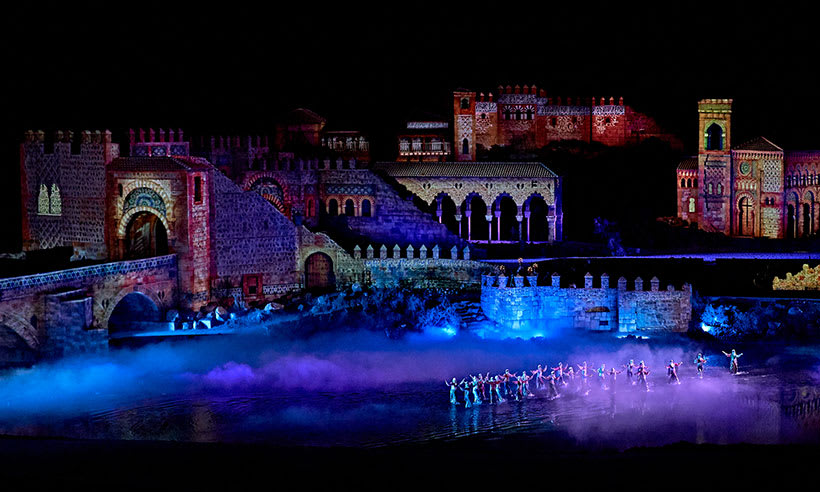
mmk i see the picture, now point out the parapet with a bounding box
[481,272,691,292]
[354,243,470,261]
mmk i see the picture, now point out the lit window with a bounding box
[49,184,62,215]
[688,197,695,213]
[194,176,202,203]
[38,184,49,214]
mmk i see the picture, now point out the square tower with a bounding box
[453,91,476,161]
[697,99,733,234]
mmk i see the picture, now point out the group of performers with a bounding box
[446,349,745,407]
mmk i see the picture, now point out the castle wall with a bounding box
[20,132,119,259]
[211,172,302,296]
[480,274,691,334]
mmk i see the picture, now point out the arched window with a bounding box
[503,109,510,120]
[306,198,314,218]
[550,117,557,127]
[344,199,355,216]
[526,109,533,120]
[361,199,372,217]
[688,197,696,213]
[481,113,487,119]
[49,184,62,215]
[706,123,723,150]
[38,184,49,215]
[716,183,723,195]
[707,183,713,195]
[687,178,692,188]
[515,109,522,120]
[681,178,686,188]
[462,138,469,156]
[461,98,470,109]
[328,199,338,217]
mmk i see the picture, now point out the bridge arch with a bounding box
[100,286,165,332]
[0,311,40,350]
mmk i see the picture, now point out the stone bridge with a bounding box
[0,255,177,362]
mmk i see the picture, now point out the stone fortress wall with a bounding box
[480,272,692,334]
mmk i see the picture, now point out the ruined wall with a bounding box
[480,273,692,334]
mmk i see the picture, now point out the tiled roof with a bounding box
[734,136,782,152]
[109,156,213,172]
[373,161,559,178]
[677,157,698,170]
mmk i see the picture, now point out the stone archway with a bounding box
[0,311,40,352]
[305,252,335,292]
[107,291,162,335]
[124,211,168,259]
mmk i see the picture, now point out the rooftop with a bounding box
[733,136,782,152]
[373,161,559,178]
[109,156,214,172]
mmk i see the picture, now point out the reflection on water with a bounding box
[1,371,819,450]
[1,333,819,450]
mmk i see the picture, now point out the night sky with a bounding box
[2,2,818,251]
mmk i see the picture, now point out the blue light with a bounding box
[701,323,712,333]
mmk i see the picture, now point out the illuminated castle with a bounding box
[676,99,819,238]
[452,84,682,160]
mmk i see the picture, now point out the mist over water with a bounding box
[0,325,819,449]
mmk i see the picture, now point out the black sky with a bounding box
[2,2,819,250]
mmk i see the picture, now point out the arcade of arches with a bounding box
[429,192,555,243]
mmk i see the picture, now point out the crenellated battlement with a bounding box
[480,271,692,333]
[128,128,189,157]
[23,129,115,147]
[206,135,271,151]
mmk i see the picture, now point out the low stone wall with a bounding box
[362,258,494,291]
[480,273,692,334]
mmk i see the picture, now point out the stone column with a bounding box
[524,210,532,243]
[465,210,472,240]
[486,214,493,244]
[494,210,501,241]
[547,215,557,242]
[455,214,462,238]
[516,214,523,243]
[435,197,443,224]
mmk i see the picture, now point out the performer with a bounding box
[545,370,559,398]
[636,361,650,392]
[446,378,459,405]
[521,371,534,398]
[460,378,472,408]
[693,353,707,379]
[501,369,514,396]
[722,349,743,374]
[608,367,623,391]
[577,362,591,393]
[470,375,482,405]
[531,365,545,390]
[666,360,683,385]
[492,375,506,404]
[565,366,575,388]
[552,362,566,386]
[623,359,636,385]
[597,363,608,390]
[478,372,489,400]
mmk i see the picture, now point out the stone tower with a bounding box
[453,90,476,161]
[697,99,733,234]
